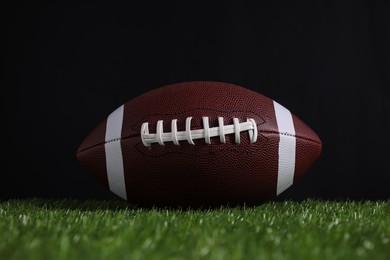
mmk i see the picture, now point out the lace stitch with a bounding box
[141,117,258,147]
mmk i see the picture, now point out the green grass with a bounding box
[0,199,389,260]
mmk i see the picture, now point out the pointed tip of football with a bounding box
[76,119,109,189]
[292,113,322,182]
[77,119,107,155]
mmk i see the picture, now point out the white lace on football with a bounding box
[141,117,258,147]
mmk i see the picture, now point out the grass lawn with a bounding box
[0,199,389,260]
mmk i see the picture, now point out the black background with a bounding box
[2,2,390,202]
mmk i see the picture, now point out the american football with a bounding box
[77,81,322,207]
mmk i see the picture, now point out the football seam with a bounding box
[77,134,138,154]
[261,130,321,145]
[77,130,320,154]
[105,137,121,143]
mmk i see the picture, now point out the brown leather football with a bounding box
[77,81,322,207]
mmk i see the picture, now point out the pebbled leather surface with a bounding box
[77,81,322,207]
